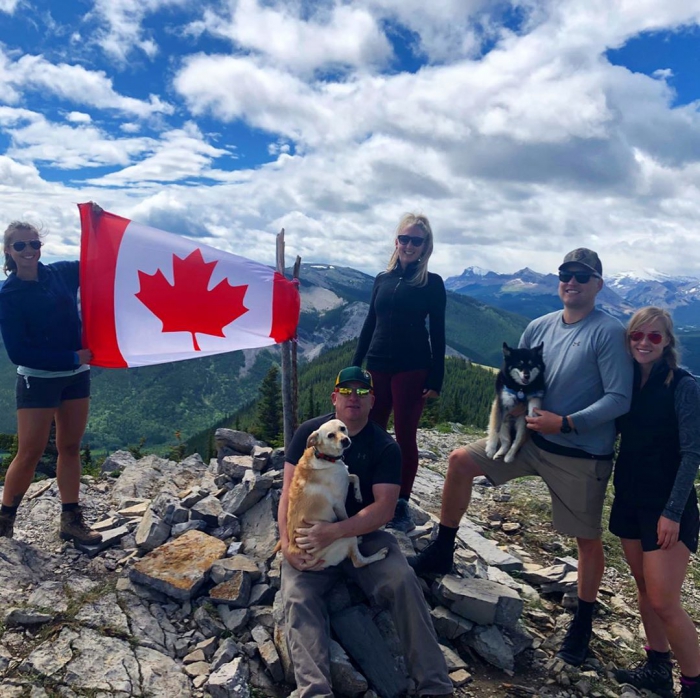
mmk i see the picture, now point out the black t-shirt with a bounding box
[286,413,402,517]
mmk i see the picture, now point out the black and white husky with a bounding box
[485,343,545,464]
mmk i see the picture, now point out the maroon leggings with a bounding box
[368,369,428,499]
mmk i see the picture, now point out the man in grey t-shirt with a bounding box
[412,248,633,667]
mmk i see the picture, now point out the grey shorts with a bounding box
[16,371,91,409]
[463,437,612,540]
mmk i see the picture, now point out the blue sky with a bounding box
[1,1,700,280]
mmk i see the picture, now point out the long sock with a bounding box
[1,504,18,516]
[62,502,79,513]
[436,523,458,547]
[646,646,672,660]
[575,598,595,628]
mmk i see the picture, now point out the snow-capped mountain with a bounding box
[445,267,634,321]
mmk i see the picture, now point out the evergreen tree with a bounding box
[255,365,283,446]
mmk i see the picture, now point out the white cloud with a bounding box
[88,122,232,185]
[87,0,193,63]
[0,0,20,14]
[197,0,393,75]
[66,111,92,123]
[3,0,700,283]
[0,107,156,169]
[0,48,173,117]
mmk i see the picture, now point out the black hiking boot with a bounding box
[0,509,15,538]
[681,677,700,698]
[614,648,674,697]
[386,498,416,533]
[409,539,454,576]
[556,618,593,666]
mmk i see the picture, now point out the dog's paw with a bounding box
[485,444,498,459]
[377,547,389,559]
[504,452,516,464]
[493,447,509,459]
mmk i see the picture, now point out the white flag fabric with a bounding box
[79,203,300,368]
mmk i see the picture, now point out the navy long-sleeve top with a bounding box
[0,261,83,371]
[352,264,446,393]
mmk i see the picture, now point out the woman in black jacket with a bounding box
[0,221,100,544]
[352,213,446,532]
[611,307,700,698]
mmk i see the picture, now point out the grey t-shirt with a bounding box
[520,308,633,456]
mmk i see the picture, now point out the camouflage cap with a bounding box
[559,248,603,276]
[335,366,373,389]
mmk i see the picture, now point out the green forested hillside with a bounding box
[0,264,527,451]
[187,340,497,459]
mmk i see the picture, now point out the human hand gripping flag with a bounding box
[78,203,300,368]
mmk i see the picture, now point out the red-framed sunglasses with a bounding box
[629,331,664,345]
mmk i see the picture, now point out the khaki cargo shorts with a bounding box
[463,437,612,540]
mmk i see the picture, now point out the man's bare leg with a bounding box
[410,448,485,575]
[556,537,605,666]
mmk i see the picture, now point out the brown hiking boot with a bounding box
[60,507,102,545]
[0,510,15,538]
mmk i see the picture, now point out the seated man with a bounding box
[279,366,454,698]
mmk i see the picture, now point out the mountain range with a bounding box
[444,266,700,328]
[3,261,698,452]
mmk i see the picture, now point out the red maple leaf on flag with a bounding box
[135,249,249,351]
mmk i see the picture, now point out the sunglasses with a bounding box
[397,234,425,247]
[558,271,599,284]
[629,331,664,345]
[335,387,372,397]
[11,240,42,252]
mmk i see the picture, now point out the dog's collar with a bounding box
[314,449,342,463]
[503,386,545,402]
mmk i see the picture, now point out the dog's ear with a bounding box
[306,430,320,449]
[502,342,511,356]
[533,342,544,356]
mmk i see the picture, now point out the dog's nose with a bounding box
[340,437,351,448]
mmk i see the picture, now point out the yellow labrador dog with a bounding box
[283,419,388,570]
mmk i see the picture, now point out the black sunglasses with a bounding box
[397,234,425,246]
[11,240,42,252]
[558,271,599,284]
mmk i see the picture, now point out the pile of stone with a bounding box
[0,428,636,698]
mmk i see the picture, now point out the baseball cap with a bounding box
[335,366,373,389]
[559,248,603,276]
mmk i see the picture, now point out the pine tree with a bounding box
[256,365,283,446]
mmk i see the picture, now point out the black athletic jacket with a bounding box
[352,263,446,393]
[615,363,699,519]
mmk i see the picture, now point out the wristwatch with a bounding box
[560,416,573,434]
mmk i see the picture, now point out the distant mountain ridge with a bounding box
[445,265,700,328]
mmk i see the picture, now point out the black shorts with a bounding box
[16,371,91,409]
[609,496,700,553]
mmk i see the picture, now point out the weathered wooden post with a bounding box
[276,230,301,449]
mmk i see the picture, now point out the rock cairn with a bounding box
[0,428,644,697]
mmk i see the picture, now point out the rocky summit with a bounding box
[0,425,694,697]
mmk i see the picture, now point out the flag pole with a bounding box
[291,256,302,433]
[276,230,296,449]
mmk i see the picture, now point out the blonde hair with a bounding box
[3,221,42,275]
[386,213,434,287]
[627,306,678,386]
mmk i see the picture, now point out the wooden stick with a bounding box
[276,230,294,449]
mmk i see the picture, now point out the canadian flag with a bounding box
[78,203,300,368]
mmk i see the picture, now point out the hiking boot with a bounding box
[556,618,592,666]
[681,677,700,698]
[0,510,15,538]
[614,648,674,697]
[60,507,102,545]
[386,498,415,533]
[409,539,454,576]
